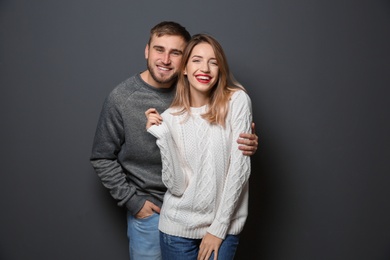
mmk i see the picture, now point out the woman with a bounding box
[145,34,252,260]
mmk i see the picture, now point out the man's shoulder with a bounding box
[100,75,139,107]
[105,74,146,101]
[111,74,140,94]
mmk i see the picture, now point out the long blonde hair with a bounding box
[170,34,245,127]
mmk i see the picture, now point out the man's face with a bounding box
[145,34,187,88]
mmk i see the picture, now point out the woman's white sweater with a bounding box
[147,90,252,240]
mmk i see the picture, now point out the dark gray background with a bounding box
[1,0,389,259]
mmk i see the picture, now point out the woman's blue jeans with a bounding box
[160,231,240,260]
[127,212,161,260]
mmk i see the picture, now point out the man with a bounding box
[90,21,258,260]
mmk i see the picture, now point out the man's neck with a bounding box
[140,70,173,89]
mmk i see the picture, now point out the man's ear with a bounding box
[145,44,149,59]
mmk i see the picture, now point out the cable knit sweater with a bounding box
[147,90,252,240]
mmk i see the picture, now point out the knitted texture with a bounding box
[148,90,252,239]
[90,74,175,215]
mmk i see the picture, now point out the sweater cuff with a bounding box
[207,219,229,240]
[124,194,145,216]
[147,123,169,138]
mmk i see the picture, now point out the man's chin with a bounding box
[154,75,177,85]
[147,64,177,85]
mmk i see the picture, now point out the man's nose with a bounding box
[162,53,171,64]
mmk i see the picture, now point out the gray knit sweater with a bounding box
[90,74,175,215]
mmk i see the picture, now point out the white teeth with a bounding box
[197,76,210,80]
[159,66,170,71]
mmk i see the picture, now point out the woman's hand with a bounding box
[198,233,223,260]
[145,108,162,129]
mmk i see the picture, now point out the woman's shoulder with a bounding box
[161,107,185,121]
[162,107,180,115]
[230,89,251,104]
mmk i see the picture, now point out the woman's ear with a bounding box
[183,69,187,75]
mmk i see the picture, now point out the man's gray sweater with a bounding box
[90,74,175,215]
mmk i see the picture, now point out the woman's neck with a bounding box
[190,92,210,107]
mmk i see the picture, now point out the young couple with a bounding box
[91,21,257,260]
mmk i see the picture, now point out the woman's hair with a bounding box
[170,33,245,126]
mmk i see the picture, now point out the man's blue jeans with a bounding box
[127,212,161,260]
[160,231,240,260]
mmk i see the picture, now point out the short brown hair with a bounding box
[148,21,191,45]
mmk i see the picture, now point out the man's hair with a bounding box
[148,21,191,45]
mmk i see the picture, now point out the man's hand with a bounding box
[197,232,223,260]
[135,200,161,219]
[237,122,259,156]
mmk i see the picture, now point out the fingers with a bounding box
[136,201,161,218]
[151,204,161,214]
[145,108,163,129]
[197,233,222,260]
[240,149,255,156]
[135,205,153,219]
[145,108,156,116]
[197,247,213,260]
[237,136,258,147]
[239,132,258,142]
[198,247,215,260]
[146,201,161,214]
[237,133,258,156]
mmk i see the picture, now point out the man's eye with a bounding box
[172,52,181,56]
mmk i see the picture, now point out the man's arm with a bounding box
[237,122,259,156]
[90,94,138,213]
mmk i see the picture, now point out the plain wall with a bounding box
[1,0,389,259]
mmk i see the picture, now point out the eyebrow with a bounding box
[153,45,183,54]
[191,55,217,60]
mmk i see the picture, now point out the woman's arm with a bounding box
[146,109,188,196]
[207,91,253,239]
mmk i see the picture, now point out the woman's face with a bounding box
[184,43,219,103]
